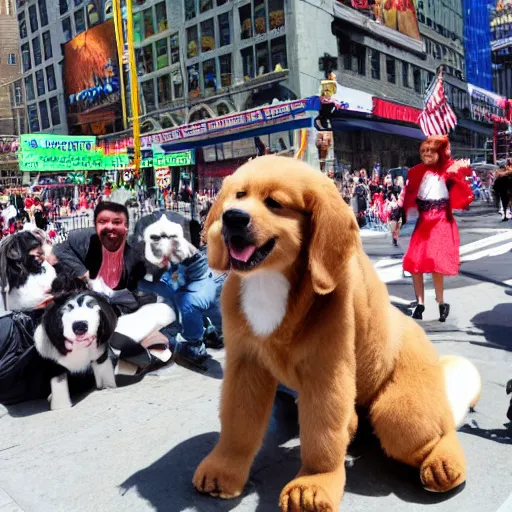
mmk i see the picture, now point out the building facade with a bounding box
[491,0,512,97]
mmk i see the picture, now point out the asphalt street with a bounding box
[0,205,511,512]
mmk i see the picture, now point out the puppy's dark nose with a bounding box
[222,209,251,230]
[72,321,88,336]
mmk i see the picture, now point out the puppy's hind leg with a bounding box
[370,348,466,492]
[92,356,117,389]
[49,373,72,410]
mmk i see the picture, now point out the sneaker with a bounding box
[392,238,398,247]
[439,303,450,322]
[176,337,210,362]
[412,304,425,320]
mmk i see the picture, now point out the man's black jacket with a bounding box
[53,228,146,292]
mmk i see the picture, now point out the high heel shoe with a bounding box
[412,304,425,320]
[439,303,450,322]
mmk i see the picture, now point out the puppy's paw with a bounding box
[50,396,72,411]
[192,454,247,499]
[279,477,334,512]
[421,456,465,492]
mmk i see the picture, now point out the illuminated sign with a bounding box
[21,134,96,152]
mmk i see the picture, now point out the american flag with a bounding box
[418,69,458,137]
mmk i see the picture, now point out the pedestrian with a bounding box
[402,135,473,322]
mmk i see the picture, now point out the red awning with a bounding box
[372,98,421,125]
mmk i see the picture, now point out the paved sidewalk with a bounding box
[0,280,511,511]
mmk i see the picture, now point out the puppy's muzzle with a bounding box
[222,209,253,243]
[72,321,88,336]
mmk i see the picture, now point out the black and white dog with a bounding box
[34,290,118,410]
[507,380,512,422]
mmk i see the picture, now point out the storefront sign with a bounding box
[150,148,195,167]
[468,84,507,124]
[492,36,512,51]
[99,98,316,152]
[372,98,422,125]
[328,84,373,114]
[20,134,96,152]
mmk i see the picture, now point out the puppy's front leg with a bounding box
[49,373,72,410]
[280,365,356,512]
[92,356,117,389]
[193,352,277,499]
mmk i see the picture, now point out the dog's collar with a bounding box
[95,348,109,365]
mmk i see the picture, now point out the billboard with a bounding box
[63,19,122,136]
[345,0,421,41]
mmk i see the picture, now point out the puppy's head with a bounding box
[143,215,196,267]
[203,155,360,294]
[43,292,118,356]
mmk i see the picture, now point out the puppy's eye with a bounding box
[150,235,161,241]
[236,191,246,199]
[264,197,282,210]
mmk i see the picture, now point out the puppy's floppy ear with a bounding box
[95,293,118,343]
[201,176,233,272]
[306,181,359,295]
[42,301,67,356]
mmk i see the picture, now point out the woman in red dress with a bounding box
[403,136,473,322]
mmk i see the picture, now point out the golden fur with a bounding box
[193,156,480,511]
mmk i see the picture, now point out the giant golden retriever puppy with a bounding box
[193,156,481,511]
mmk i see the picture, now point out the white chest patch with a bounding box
[418,171,449,201]
[240,271,290,337]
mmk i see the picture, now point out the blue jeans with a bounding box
[137,276,222,342]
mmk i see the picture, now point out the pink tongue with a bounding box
[229,244,256,263]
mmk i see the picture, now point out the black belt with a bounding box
[416,198,449,212]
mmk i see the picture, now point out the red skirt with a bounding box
[403,205,460,275]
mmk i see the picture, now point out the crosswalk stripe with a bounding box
[459,231,512,255]
[460,241,512,262]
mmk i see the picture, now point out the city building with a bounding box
[491,0,512,97]
[463,0,494,90]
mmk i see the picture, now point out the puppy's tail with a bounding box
[440,355,482,429]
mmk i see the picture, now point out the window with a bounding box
[254,0,266,34]
[42,32,52,60]
[256,41,269,75]
[187,26,198,58]
[172,68,183,99]
[218,13,230,47]
[133,12,143,43]
[386,56,395,84]
[200,0,213,13]
[141,80,156,112]
[402,61,409,88]
[239,4,252,40]
[7,54,16,65]
[49,96,60,126]
[371,50,380,80]
[155,39,168,69]
[32,37,42,67]
[38,0,48,26]
[46,65,56,91]
[346,43,366,76]
[29,5,38,33]
[170,34,179,64]
[18,12,27,39]
[155,2,167,32]
[202,58,216,94]
[157,74,171,105]
[143,8,155,38]
[87,1,100,27]
[217,0,228,4]
[413,67,422,94]
[21,43,31,72]
[15,86,23,106]
[75,8,86,33]
[241,46,254,79]
[219,53,232,87]
[28,104,39,132]
[141,44,154,74]
[185,0,196,21]
[25,75,35,101]
[74,0,82,6]
[201,18,215,53]
[60,0,68,15]
[62,18,72,42]
[271,37,287,70]
[187,65,200,97]
[268,0,285,30]
[39,101,50,129]
[35,70,45,96]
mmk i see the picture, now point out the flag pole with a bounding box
[112,0,128,131]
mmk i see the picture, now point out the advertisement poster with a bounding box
[348,0,421,41]
[467,84,508,124]
[63,19,122,136]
